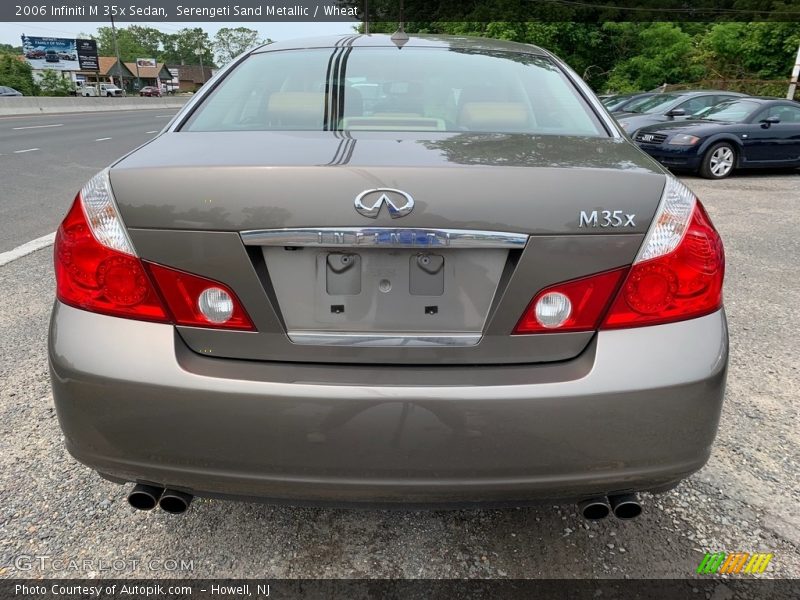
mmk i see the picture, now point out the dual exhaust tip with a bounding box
[129,485,639,519]
[578,493,642,521]
[127,484,193,514]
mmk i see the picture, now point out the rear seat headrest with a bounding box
[458,102,532,131]
[267,92,325,127]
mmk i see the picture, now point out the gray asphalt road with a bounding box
[0,109,177,253]
[0,168,798,579]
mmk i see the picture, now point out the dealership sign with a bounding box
[77,39,99,71]
[21,36,99,71]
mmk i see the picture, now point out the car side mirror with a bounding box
[666,108,686,118]
[760,115,780,128]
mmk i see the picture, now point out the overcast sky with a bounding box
[0,21,353,47]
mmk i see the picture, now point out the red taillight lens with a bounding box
[55,197,169,322]
[601,202,724,329]
[513,268,628,334]
[513,189,724,334]
[146,263,254,330]
[55,195,255,331]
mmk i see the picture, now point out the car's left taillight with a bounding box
[54,170,255,330]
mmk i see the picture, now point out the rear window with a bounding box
[182,47,606,136]
[626,94,680,114]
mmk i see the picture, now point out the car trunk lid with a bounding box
[112,131,665,365]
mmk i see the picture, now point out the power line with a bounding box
[11,23,85,37]
[541,0,800,15]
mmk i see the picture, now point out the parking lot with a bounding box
[0,111,798,579]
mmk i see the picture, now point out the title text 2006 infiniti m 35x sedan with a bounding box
[49,35,727,519]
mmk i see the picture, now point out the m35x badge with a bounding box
[579,210,636,228]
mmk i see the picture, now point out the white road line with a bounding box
[0,232,56,267]
[155,115,172,118]
[95,137,112,141]
[12,123,64,130]
[14,148,39,153]
[146,130,158,134]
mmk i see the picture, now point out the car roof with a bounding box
[668,90,748,97]
[743,96,800,104]
[252,34,547,55]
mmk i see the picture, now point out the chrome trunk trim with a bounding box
[241,227,528,249]
[287,332,482,347]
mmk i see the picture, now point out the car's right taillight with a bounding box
[601,177,724,329]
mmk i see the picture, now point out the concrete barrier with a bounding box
[0,96,190,116]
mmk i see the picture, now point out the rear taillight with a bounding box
[54,170,255,331]
[513,177,724,334]
[601,180,724,329]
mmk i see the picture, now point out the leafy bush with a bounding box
[36,69,73,96]
[0,52,35,95]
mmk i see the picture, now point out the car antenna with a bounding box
[391,0,408,49]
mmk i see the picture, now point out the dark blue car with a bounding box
[633,97,800,179]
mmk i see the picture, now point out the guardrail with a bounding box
[0,96,190,116]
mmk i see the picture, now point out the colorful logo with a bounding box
[696,552,773,575]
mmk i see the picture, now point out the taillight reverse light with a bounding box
[514,268,627,334]
[513,177,724,334]
[54,170,255,331]
[146,263,254,330]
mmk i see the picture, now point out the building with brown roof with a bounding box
[75,57,135,88]
[124,61,174,91]
[165,64,215,92]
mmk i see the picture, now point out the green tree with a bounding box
[699,22,800,80]
[0,43,23,54]
[161,28,214,66]
[351,15,800,94]
[605,23,705,92]
[213,27,269,66]
[95,25,163,63]
[127,25,163,60]
[0,52,35,95]
[37,69,73,96]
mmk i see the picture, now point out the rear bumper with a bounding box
[49,302,728,506]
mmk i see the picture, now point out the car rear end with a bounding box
[49,36,727,510]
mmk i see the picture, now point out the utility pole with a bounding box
[363,0,369,34]
[110,14,124,92]
[788,42,800,100]
[195,45,205,87]
[194,31,206,88]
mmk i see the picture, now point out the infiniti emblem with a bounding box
[354,188,415,218]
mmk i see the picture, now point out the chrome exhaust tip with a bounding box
[127,484,164,511]
[578,496,611,520]
[609,493,642,520]
[158,489,193,514]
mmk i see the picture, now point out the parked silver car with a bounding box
[0,85,23,96]
[49,35,728,518]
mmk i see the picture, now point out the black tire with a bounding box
[699,142,736,179]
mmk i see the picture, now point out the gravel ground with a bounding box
[0,173,798,580]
